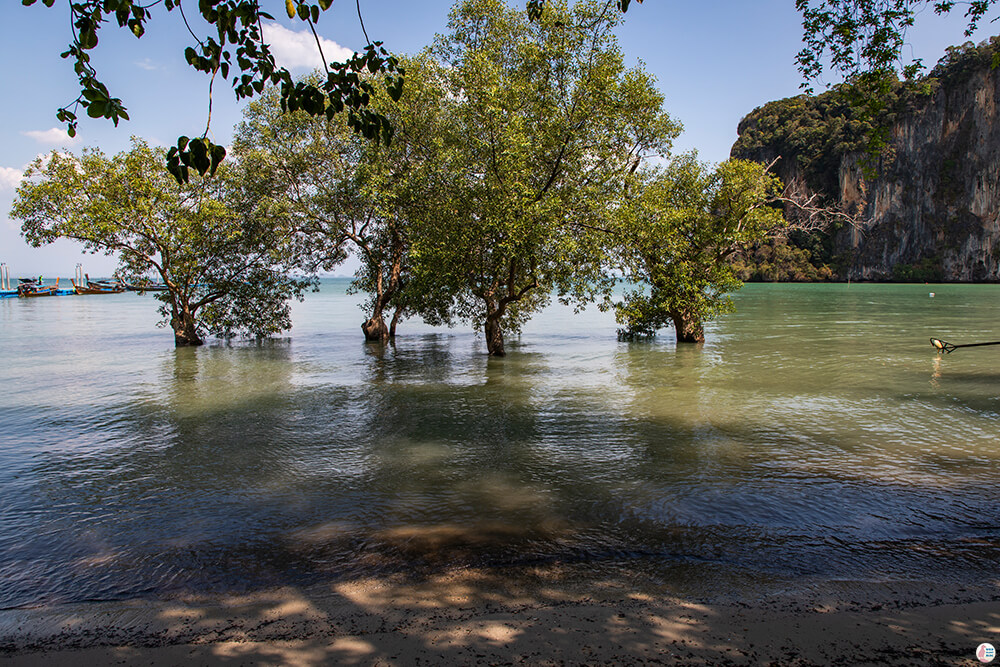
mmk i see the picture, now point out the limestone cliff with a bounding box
[732,39,1000,282]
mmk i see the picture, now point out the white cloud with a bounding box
[135,58,158,71]
[1,152,80,193]
[0,167,22,191]
[261,22,354,71]
[22,128,81,146]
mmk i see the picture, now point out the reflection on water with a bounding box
[0,282,998,608]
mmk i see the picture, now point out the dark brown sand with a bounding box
[1,569,997,666]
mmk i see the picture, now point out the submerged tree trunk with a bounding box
[362,310,390,342]
[484,316,505,357]
[360,245,403,343]
[478,268,538,357]
[171,309,203,347]
[389,307,402,339]
[670,310,704,344]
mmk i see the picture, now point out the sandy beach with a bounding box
[1,568,997,666]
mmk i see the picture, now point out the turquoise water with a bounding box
[0,281,998,607]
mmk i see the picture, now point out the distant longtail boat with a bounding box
[72,276,125,295]
[16,278,60,298]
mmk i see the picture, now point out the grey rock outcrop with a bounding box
[733,46,1000,282]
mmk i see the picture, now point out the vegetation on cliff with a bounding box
[737,37,1000,189]
[731,36,1000,281]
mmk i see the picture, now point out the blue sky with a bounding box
[1,0,993,277]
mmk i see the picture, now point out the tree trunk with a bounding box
[671,310,704,344]
[362,311,390,342]
[479,262,538,357]
[361,252,401,343]
[389,307,402,339]
[484,317,505,357]
[172,310,203,347]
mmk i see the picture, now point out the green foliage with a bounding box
[24,0,997,181]
[25,0,403,179]
[233,55,450,338]
[531,0,996,90]
[795,0,997,88]
[891,257,943,282]
[731,240,835,282]
[410,0,677,354]
[731,73,939,195]
[11,139,312,345]
[526,0,637,21]
[166,136,227,183]
[930,36,1000,84]
[611,156,785,341]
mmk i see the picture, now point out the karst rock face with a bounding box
[733,49,1000,282]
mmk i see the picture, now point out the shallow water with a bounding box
[0,281,998,608]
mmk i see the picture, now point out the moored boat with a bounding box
[17,278,61,297]
[72,268,126,294]
[73,282,125,295]
[123,280,168,292]
[72,279,126,295]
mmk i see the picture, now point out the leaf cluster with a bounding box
[731,240,836,282]
[525,0,639,22]
[795,0,997,87]
[167,136,228,183]
[25,0,404,180]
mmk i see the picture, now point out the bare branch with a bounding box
[770,177,865,235]
[763,155,866,236]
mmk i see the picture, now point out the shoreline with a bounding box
[2,570,997,665]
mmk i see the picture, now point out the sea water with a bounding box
[0,280,997,608]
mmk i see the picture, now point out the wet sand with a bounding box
[1,570,997,666]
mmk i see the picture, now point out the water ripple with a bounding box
[1,282,999,606]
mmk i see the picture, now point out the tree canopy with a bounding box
[12,139,312,346]
[24,0,995,180]
[233,56,454,341]
[611,156,785,342]
[407,0,678,355]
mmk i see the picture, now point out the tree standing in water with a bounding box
[13,139,311,346]
[412,0,678,356]
[611,155,785,343]
[234,57,453,342]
